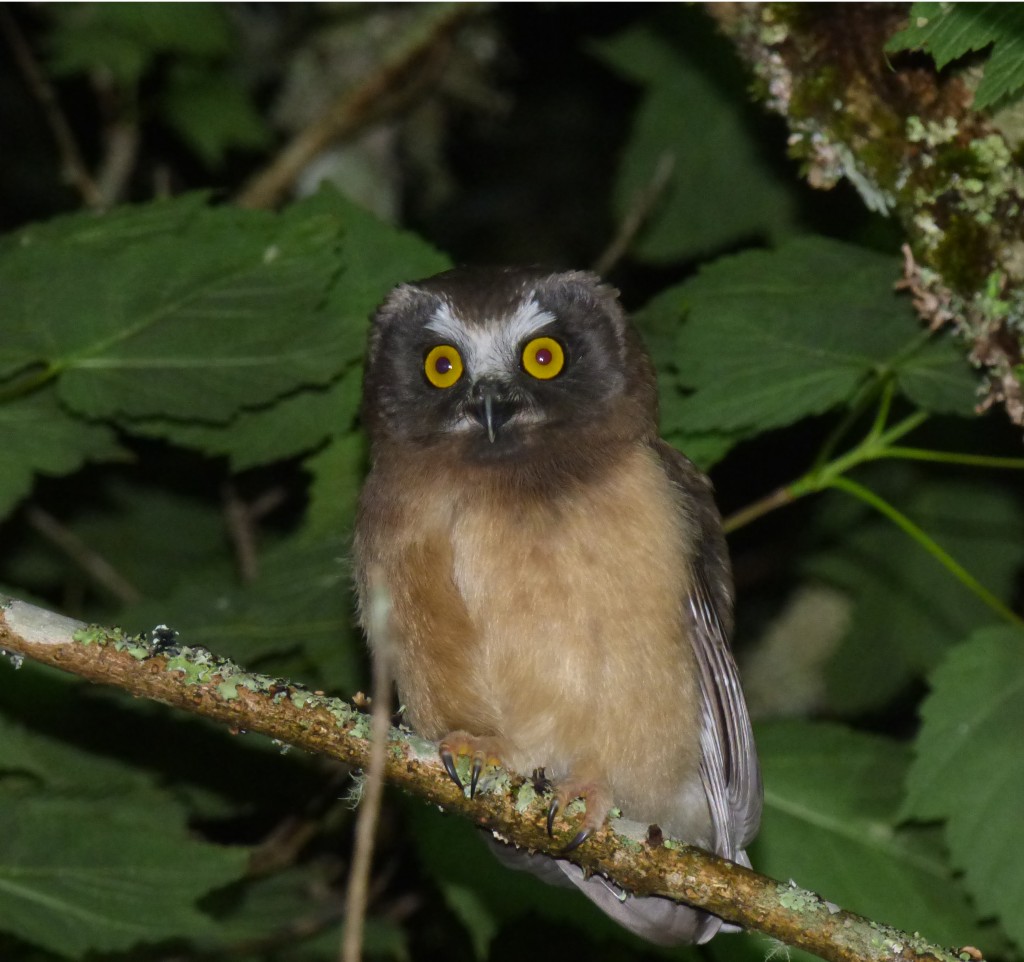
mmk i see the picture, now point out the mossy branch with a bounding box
[0,595,975,962]
[709,3,1024,427]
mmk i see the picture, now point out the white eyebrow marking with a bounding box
[424,297,556,379]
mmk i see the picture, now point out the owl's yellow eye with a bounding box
[521,336,564,380]
[424,344,463,388]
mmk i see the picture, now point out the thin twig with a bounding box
[592,151,676,276]
[236,6,475,211]
[222,483,261,583]
[341,568,393,962]
[722,484,798,534]
[0,8,103,209]
[95,118,140,208]
[828,476,1024,627]
[24,506,142,604]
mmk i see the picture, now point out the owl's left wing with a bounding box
[653,439,763,857]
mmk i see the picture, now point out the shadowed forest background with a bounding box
[1,4,1023,962]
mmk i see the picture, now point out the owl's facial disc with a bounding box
[423,300,556,447]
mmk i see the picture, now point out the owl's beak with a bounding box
[469,379,517,443]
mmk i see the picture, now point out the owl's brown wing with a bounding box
[653,439,763,856]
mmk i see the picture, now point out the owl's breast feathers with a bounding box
[355,436,750,849]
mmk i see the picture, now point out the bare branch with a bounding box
[25,506,142,605]
[0,596,975,962]
[236,6,477,211]
[707,3,1024,427]
[0,8,104,209]
[592,152,676,277]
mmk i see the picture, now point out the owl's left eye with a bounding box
[521,336,565,380]
[424,344,464,388]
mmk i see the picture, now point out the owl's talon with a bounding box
[561,827,591,854]
[546,798,560,837]
[439,748,464,792]
[470,755,484,798]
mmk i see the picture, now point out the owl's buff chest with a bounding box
[381,444,703,791]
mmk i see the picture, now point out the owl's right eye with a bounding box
[424,344,464,388]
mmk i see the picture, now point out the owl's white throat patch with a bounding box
[425,298,556,379]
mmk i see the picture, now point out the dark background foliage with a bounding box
[1,4,1022,962]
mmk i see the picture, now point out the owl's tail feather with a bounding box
[488,838,747,946]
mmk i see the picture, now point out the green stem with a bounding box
[881,447,1024,470]
[811,377,885,472]
[828,475,1024,628]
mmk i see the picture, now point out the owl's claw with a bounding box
[546,797,560,837]
[439,747,464,792]
[544,775,611,852]
[437,731,508,799]
[561,827,592,854]
[470,755,484,799]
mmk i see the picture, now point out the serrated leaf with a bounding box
[593,13,801,262]
[2,194,348,425]
[903,627,1024,948]
[0,712,153,797]
[640,237,974,436]
[0,385,125,517]
[303,432,367,539]
[47,3,232,86]
[132,368,363,472]
[808,471,1024,713]
[326,196,450,365]
[753,720,988,944]
[887,3,1024,109]
[0,796,248,957]
[122,533,362,692]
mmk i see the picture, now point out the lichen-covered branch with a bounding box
[709,2,1024,425]
[0,595,974,962]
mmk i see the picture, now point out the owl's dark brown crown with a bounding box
[361,267,659,484]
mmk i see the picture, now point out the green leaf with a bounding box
[122,533,363,692]
[47,3,233,86]
[808,471,1024,713]
[891,331,979,414]
[0,385,125,517]
[325,195,450,365]
[640,237,974,437]
[593,12,801,263]
[132,369,363,472]
[903,627,1024,948]
[0,711,152,797]
[203,868,409,959]
[0,796,248,957]
[1,193,347,424]
[161,64,271,167]
[753,720,988,944]
[887,3,1024,109]
[303,432,368,540]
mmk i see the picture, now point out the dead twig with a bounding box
[24,506,142,605]
[0,8,104,209]
[592,151,676,276]
[237,6,476,211]
[340,568,393,962]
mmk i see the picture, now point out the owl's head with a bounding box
[361,267,658,470]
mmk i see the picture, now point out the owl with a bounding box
[353,266,762,945]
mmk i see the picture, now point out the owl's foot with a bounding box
[546,775,613,853]
[438,731,508,799]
